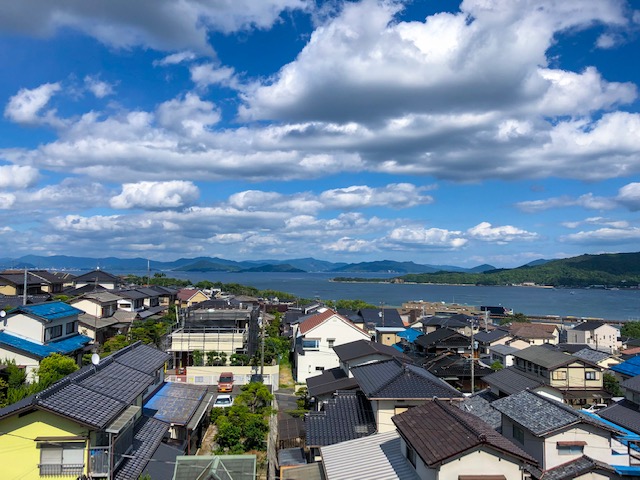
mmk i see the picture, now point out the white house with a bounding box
[567,320,620,353]
[293,309,370,383]
[0,301,92,379]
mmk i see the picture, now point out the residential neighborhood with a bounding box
[1,267,640,479]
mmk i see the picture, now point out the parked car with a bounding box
[213,394,233,408]
[217,372,234,392]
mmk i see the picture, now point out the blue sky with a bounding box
[0,0,639,268]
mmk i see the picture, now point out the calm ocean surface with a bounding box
[131,271,640,322]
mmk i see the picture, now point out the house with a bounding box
[572,347,621,369]
[482,365,561,400]
[0,342,171,480]
[0,301,92,379]
[349,357,464,432]
[414,327,471,356]
[390,399,537,479]
[525,456,618,480]
[514,345,606,402]
[72,269,123,290]
[293,309,370,383]
[490,344,520,367]
[474,327,512,355]
[320,430,420,480]
[149,285,178,308]
[115,288,148,312]
[492,390,622,472]
[567,320,621,354]
[611,355,640,381]
[0,269,66,296]
[423,352,493,392]
[352,308,406,345]
[508,323,560,346]
[598,374,640,436]
[177,288,210,309]
[419,313,473,336]
[305,390,377,461]
[307,339,410,406]
[71,291,121,319]
[169,304,259,369]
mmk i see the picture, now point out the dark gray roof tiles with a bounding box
[414,328,469,348]
[474,328,510,343]
[622,375,640,394]
[306,367,359,398]
[492,390,619,437]
[305,390,376,447]
[350,358,463,399]
[513,345,576,369]
[112,341,170,374]
[39,383,127,429]
[571,321,609,332]
[598,399,640,434]
[114,416,169,480]
[572,348,611,364]
[481,366,543,395]
[332,339,410,363]
[457,389,501,429]
[527,455,615,480]
[358,308,404,328]
[79,362,153,404]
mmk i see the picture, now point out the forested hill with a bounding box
[396,252,640,288]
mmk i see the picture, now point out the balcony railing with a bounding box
[90,447,110,476]
[38,463,84,476]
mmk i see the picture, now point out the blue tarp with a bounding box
[397,328,422,342]
[0,331,91,359]
[9,301,83,322]
[611,356,640,378]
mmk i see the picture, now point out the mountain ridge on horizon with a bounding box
[0,254,504,274]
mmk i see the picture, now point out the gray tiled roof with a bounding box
[321,431,420,480]
[114,416,169,480]
[598,399,640,434]
[392,399,536,467]
[475,328,510,343]
[358,308,404,328]
[457,389,501,429]
[414,327,469,348]
[350,358,463,399]
[333,339,410,363]
[0,341,169,429]
[306,367,358,398]
[571,321,609,332]
[527,455,615,480]
[305,390,376,447]
[490,344,520,356]
[622,375,640,394]
[513,345,575,369]
[492,390,618,437]
[572,348,611,364]
[482,366,543,395]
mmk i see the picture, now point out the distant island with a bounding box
[333,252,640,289]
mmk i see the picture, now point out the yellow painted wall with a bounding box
[0,410,88,480]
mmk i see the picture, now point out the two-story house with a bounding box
[0,341,170,480]
[493,390,623,475]
[349,357,464,432]
[484,345,607,406]
[293,309,370,383]
[72,269,123,291]
[567,320,620,354]
[0,301,92,379]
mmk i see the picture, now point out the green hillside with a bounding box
[396,252,640,288]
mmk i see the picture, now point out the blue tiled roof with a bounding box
[611,356,640,377]
[397,328,422,342]
[10,301,83,322]
[0,332,91,359]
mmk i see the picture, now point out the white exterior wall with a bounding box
[3,313,45,342]
[544,425,614,470]
[567,324,619,353]
[169,331,245,356]
[72,299,117,318]
[437,448,525,480]
[295,316,369,383]
[0,346,40,381]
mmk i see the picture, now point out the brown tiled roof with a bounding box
[509,323,558,339]
[176,288,206,301]
[392,399,536,468]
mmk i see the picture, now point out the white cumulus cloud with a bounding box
[467,222,538,243]
[4,83,62,126]
[385,226,467,249]
[110,181,200,210]
[0,165,39,188]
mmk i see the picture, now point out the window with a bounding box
[302,339,320,350]
[512,425,524,444]
[45,325,63,341]
[406,444,416,467]
[327,339,335,349]
[38,442,84,476]
[552,370,567,381]
[66,321,77,335]
[315,366,325,371]
[557,442,585,455]
[585,371,598,380]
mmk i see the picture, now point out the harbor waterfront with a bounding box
[133,271,640,322]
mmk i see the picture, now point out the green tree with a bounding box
[604,372,623,396]
[242,413,269,450]
[235,382,273,415]
[490,361,504,371]
[622,321,640,339]
[192,350,204,366]
[101,335,132,355]
[214,416,244,454]
[37,353,79,387]
[5,360,27,388]
[230,353,250,366]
